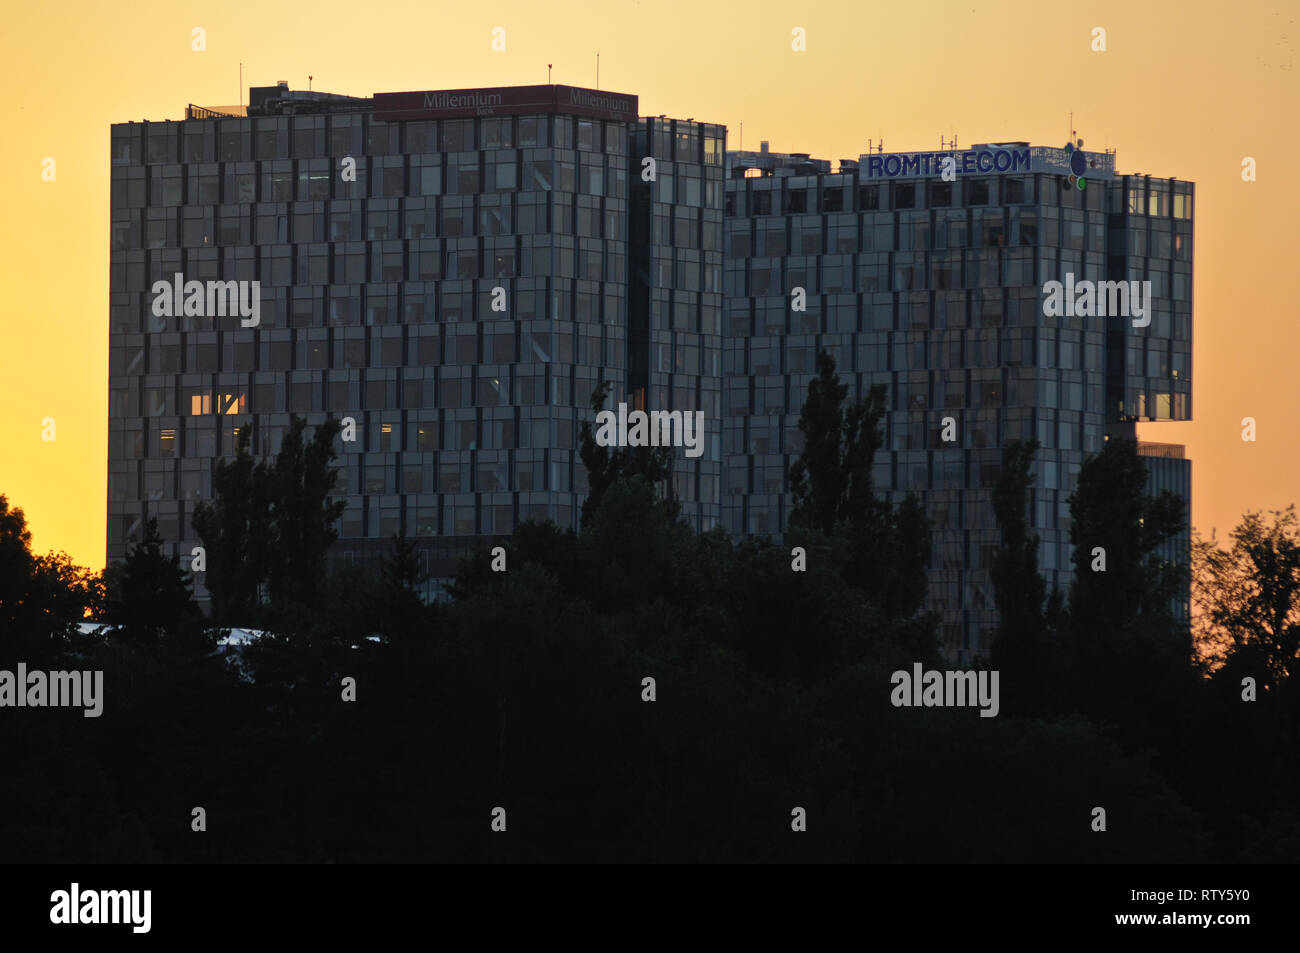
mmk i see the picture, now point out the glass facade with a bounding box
[108,86,717,599]
[722,149,1193,660]
[1139,444,1193,623]
[630,118,726,531]
[109,91,1191,649]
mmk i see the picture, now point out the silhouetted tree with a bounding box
[789,349,878,536]
[7,463,1299,863]
[1060,438,1194,760]
[1068,438,1186,633]
[194,416,345,629]
[372,532,435,645]
[0,494,36,634]
[102,517,207,652]
[265,416,346,607]
[989,439,1063,713]
[883,493,932,619]
[578,381,674,528]
[192,425,271,624]
[788,349,930,617]
[0,495,98,659]
[1193,506,1300,686]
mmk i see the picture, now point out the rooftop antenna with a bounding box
[548,63,552,84]
[308,74,313,91]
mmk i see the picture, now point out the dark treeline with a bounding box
[1,351,1296,862]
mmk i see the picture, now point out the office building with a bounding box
[109,82,723,598]
[109,84,1192,655]
[722,141,1193,658]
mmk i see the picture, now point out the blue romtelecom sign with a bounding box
[863,147,1031,179]
[858,144,1115,181]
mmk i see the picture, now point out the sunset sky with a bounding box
[1,0,1296,569]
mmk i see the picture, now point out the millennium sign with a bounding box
[372,84,638,123]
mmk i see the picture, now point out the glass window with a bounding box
[183,125,212,163]
[330,118,358,156]
[147,130,174,163]
[518,116,548,148]
[218,126,247,161]
[526,157,553,191]
[675,129,695,162]
[552,116,573,148]
[1015,210,1037,245]
[480,118,513,149]
[265,168,294,201]
[293,118,324,157]
[447,157,479,194]
[1003,177,1028,204]
[493,159,517,191]
[406,121,436,154]
[964,180,990,205]
[440,120,472,151]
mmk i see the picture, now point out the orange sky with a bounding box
[1,0,1296,569]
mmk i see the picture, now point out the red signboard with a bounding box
[372,84,638,123]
